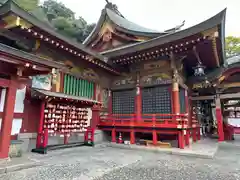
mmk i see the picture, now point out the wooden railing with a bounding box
[99,113,189,129]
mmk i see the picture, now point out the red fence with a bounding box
[99,113,190,129]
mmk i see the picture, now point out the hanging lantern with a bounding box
[193,63,205,76]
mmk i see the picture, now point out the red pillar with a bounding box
[130,130,135,144]
[64,134,68,144]
[178,130,185,149]
[172,82,180,114]
[215,96,224,142]
[36,101,45,148]
[192,128,197,142]
[91,105,100,129]
[152,130,157,145]
[111,128,116,143]
[108,90,112,115]
[185,130,190,146]
[0,79,17,159]
[135,86,142,121]
[197,127,201,140]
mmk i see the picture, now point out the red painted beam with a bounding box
[99,127,178,134]
[0,78,10,88]
[0,112,24,118]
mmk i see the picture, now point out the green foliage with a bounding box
[14,0,39,11]
[226,36,240,57]
[41,0,95,42]
[42,0,75,20]
[30,7,53,27]
[1,0,95,43]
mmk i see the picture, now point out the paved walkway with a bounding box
[0,140,239,180]
[107,138,219,158]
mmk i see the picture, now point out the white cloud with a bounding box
[42,0,240,36]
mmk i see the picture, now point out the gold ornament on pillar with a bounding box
[136,86,140,95]
[172,69,179,91]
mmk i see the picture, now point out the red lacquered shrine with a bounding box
[0,0,237,159]
[84,1,228,148]
[0,0,116,158]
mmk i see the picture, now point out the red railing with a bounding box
[99,113,189,129]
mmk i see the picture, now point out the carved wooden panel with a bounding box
[112,73,136,89]
[140,72,172,86]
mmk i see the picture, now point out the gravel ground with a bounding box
[95,149,240,180]
[0,145,240,180]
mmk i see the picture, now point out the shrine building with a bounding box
[0,0,238,158]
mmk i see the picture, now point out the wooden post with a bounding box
[178,130,184,149]
[185,130,190,146]
[172,81,180,114]
[135,86,142,121]
[215,95,224,141]
[64,134,68,144]
[152,130,157,145]
[130,130,135,144]
[111,128,116,143]
[192,128,197,142]
[36,101,45,148]
[108,90,112,115]
[0,79,17,159]
[91,105,100,129]
[43,129,48,148]
[197,127,201,140]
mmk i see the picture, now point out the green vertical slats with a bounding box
[90,82,93,99]
[76,78,79,97]
[83,80,86,97]
[86,80,89,98]
[68,75,72,95]
[79,79,82,97]
[86,81,89,98]
[78,79,82,97]
[73,76,76,96]
[89,82,91,98]
[64,74,67,94]
[66,75,70,94]
[84,80,87,97]
[85,81,88,98]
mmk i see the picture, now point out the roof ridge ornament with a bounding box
[105,0,124,18]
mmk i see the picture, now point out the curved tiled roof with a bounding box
[83,3,183,46]
[101,8,226,59]
[105,8,160,34]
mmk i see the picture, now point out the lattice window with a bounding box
[112,89,135,114]
[179,88,186,113]
[142,85,171,114]
[142,87,154,114]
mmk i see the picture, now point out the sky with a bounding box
[42,0,240,37]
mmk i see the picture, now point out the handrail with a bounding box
[99,113,189,128]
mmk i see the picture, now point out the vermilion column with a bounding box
[172,80,184,149]
[36,101,45,148]
[135,86,142,121]
[184,89,190,146]
[111,128,116,142]
[108,90,112,115]
[91,105,100,129]
[172,81,180,114]
[215,95,224,141]
[0,79,17,159]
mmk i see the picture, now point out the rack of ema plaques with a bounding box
[44,103,88,136]
[33,102,95,154]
